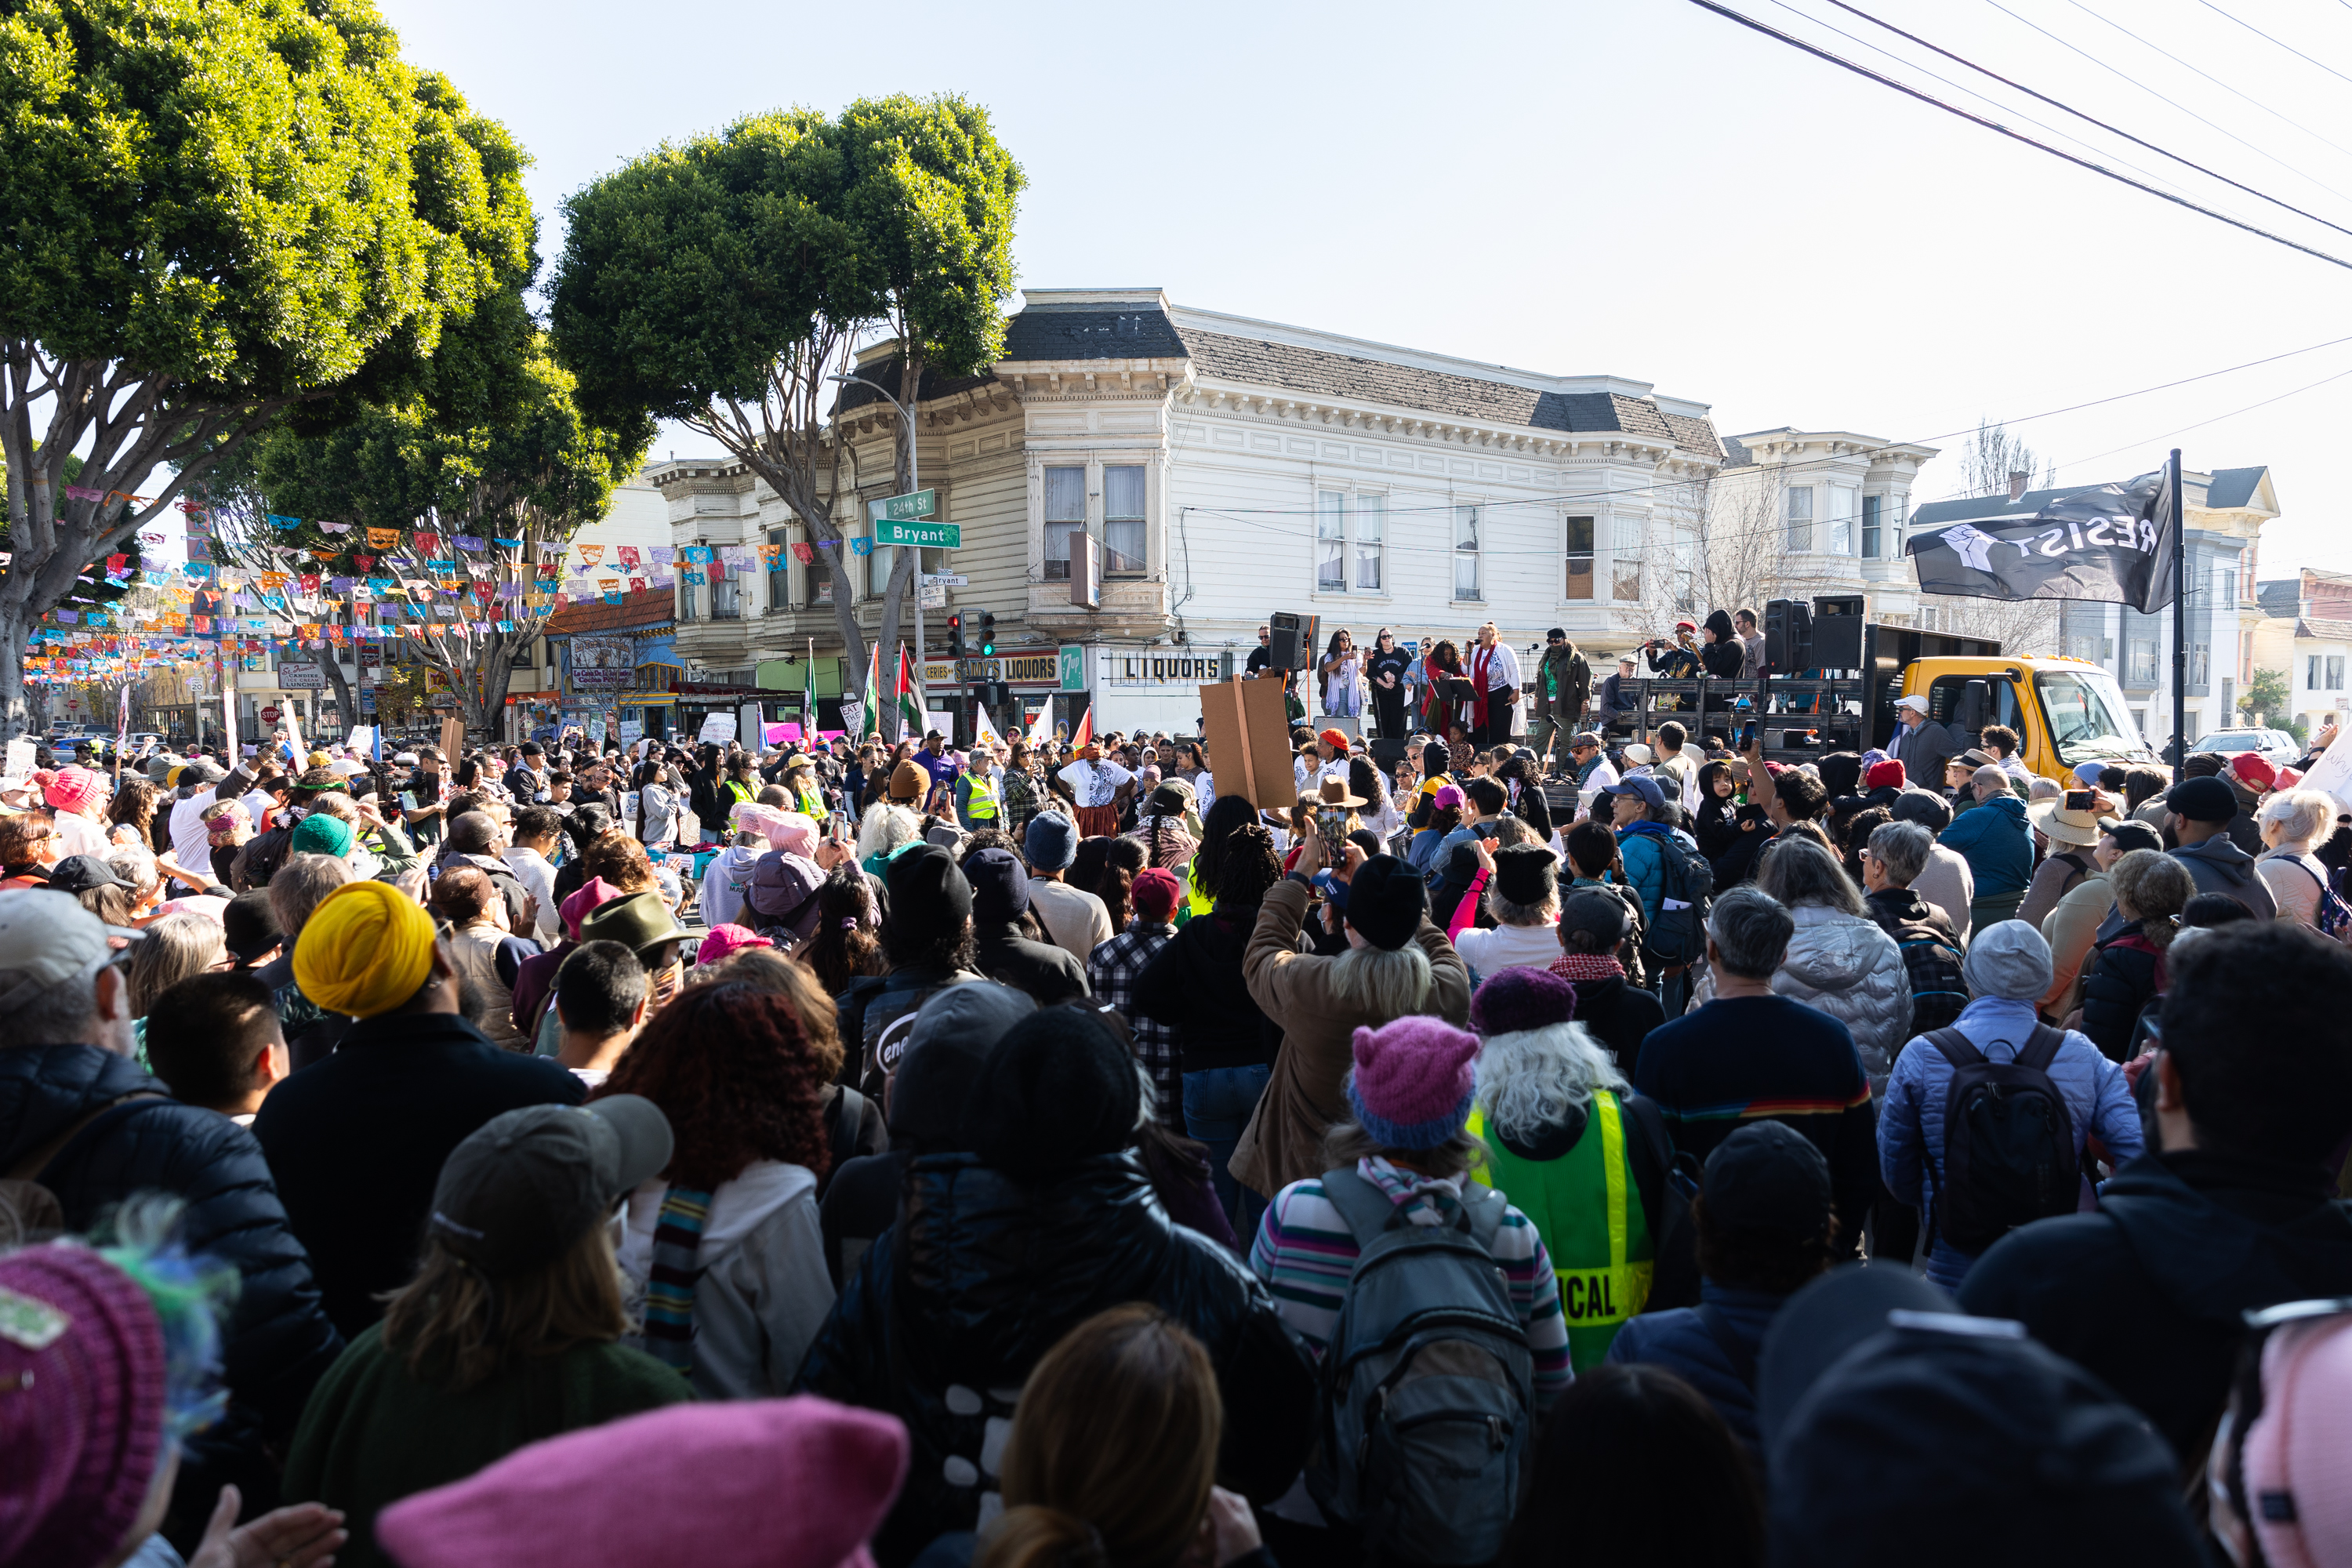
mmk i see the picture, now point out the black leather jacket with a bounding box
[794,1152,1316,1566]
[0,1044,343,1515]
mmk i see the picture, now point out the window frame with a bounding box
[1860,493,1883,559]
[1563,514,1597,602]
[1610,514,1643,604]
[1453,503,1483,603]
[1043,464,1085,583]
[1102,463,1148,577]
[1828,484,1858,556]
[767,527,791,615]
[1786,485,1815,553]
[1309,489,1391,598]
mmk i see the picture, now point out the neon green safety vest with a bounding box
[961,773,999,821]
[1471,1090,1653,1371]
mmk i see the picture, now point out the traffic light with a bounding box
[978,611,997,658]
[948,614,965,657]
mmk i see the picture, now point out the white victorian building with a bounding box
[652,287,1726,739]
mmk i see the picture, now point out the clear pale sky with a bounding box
[373,0,2352,579]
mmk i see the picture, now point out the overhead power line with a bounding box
[2055,0,2352,165]
[2190,0,2352,92]
[1818,0,2352,238]
[1685,0,2352,273]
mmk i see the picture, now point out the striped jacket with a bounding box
[1249,1156,1573,1406]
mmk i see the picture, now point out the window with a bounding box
[713,575,740,619]
[1355,494,1385,590]
[1564,516,1595,601]
[1861,494,1883,558]
[1786,487,1814,551]
[1044,466,1084,581]
[1611,517,1642,603]
[2128,637,2158,686]
[813,553,833,604]
[1828,485,1858,555]
[1917,605,1939,632]
[869,527,892,596]
[2332,655,2347,691]
[1454,506,1481,600]
[2192,642,2210,688]
[1103,465,1145,575]
[1316,492,1346,590]
[2311,655,2324,691]
[677,581,698,621]
[768,528,789,615]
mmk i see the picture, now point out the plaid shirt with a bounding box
[1002,767,1044,839]
[1088,922,1181,1129]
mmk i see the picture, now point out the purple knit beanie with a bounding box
[1469,967,1577,1039]
[1346,1016,1480,1149]
[0,1245,166,1568]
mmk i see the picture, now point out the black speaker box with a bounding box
[1811,594,1865,671]
[1268,611,1317,672]
[1765,598,1813,672]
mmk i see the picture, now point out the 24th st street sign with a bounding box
[869,489,960,550]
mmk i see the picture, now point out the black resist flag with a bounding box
[1907,469,2176,614]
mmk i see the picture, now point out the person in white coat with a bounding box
[1691,834,1908,1090]
[602,982,838,1401]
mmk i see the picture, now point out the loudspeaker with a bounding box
[1369,737,1409,771]
[1268,611,1317,673]
[1765,599,1813,672]
[1811,594,1865,671]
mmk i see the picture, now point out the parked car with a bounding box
[2190,727,2301,768]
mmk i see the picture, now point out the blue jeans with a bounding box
[1185,1063,1272,1243]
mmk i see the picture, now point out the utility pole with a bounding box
[827,372,926,739]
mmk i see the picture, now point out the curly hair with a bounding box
[1205,822,1283,910]
[580,833,657,893]
[595,982,834,1189]
[107,779,160,850]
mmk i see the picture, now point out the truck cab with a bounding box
[1898,655,2157,782]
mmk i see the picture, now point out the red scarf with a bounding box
[1469,642,1496,730]
[1550,953,1624,984]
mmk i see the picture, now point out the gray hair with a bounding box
[1867,819,1933,887]
[1325,942,1436,1022]
[269,853,357,938]
[855,802,920,863]
[1757,834,1865,916]
[1475,1021,1627,1146]
[125,912,226,1017]
[1708,885,1794,981]
[1485,885,1559,929]
[105,845,161,896]
[2027,775,2063,803]
[2257,788,2333,845]
[4,967,99,1047]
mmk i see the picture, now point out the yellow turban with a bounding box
[294,880,438,1018]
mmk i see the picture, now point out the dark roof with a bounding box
[1000,307,1189,361]
[2258,579,2301,618]
[1719,434,1754,468]
[2301,617,2352,643]
[1174,327,1721,456]
[546,589,673,637]
[2205,466,2270,510]
[833,357,999,415]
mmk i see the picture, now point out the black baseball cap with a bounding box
[427,1098,673,1279]
[47,855,129,895]
[1701,1120,1831,1236]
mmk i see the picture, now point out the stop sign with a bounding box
[260,705,281,723]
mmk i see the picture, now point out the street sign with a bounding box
[869,489,936,522]
[919,583,948,609]
[923,573,969,587]
[873,517,960,550]
[260,705,282,723]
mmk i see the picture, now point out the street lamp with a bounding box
[827,371,927,723]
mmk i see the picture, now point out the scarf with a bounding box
[642,1185,712,1374]
[1468,642,1495,730]
[1550,953,1625,983]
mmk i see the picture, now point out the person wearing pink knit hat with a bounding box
[374,1397,908,1568]
[45,764,113,860]
[1247,1014,1575,1411]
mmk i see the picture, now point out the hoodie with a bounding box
[2170,834,2280,920]
[1691,902,1908,1085]
[1699,610,1744,678]
[620,1160,835,1402]
[1960,1149,2352,1458]
[1938,791,2032,897]
[697,841,767,931]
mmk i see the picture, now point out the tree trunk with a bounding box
[0,603,32,738]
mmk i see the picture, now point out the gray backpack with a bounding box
[1305,1167,1534,1566]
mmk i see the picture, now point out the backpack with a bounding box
[237,824,294,889]
[1304,1167,1533,1567]
[1635,831,1713,969]
[1923,1024,2078,1255]
[2309,862,2352,946]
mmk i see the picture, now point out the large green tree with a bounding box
[206,325,652,735]
[550,94,1021,734]
[0,0,535,733]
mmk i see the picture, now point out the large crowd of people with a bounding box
[5,651,2352,1568]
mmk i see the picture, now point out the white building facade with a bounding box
[1706,429,1939,628]
[653,288,1725,739]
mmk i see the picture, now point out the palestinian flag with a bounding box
[860,639,883,738]
[896,643,924,735]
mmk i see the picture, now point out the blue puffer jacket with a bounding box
[1938,792,2032,896]
[1605,1283,1784,1461]
[1877,997,2145,1291]
[0,1044,343,1515]
[1617,821,1693,927]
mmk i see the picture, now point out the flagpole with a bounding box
[2169,447,2187,779]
